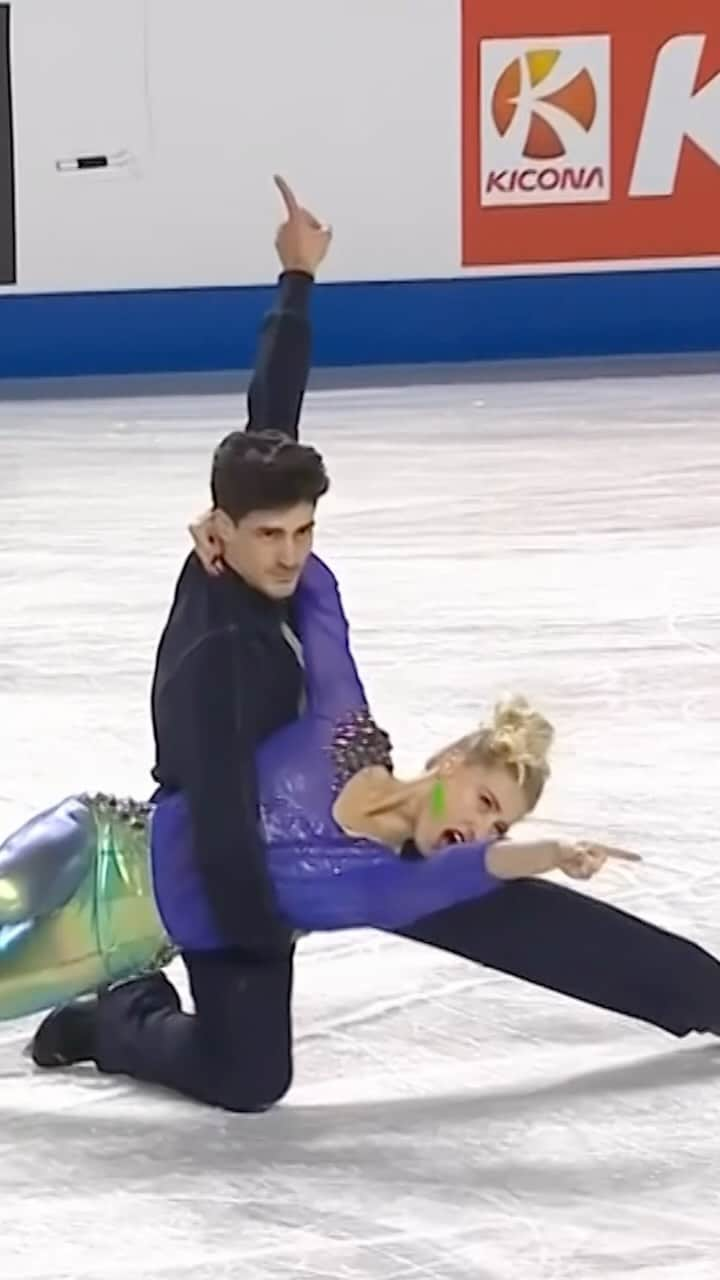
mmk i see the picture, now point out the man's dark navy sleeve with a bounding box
[153,623,292,955]
[246,270,314,439]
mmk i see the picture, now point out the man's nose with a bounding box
[278,540,300,568]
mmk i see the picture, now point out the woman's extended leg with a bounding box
[0,798,94,926]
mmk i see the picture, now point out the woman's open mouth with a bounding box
[440,828,467,848]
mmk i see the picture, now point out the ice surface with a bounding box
[1,367,720,1277]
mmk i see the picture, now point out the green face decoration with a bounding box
[430,778,447,820]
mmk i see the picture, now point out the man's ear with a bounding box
[212,509,236,543]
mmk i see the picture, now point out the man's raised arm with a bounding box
[246,175,332,440]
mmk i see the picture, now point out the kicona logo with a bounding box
[480,37,611,207]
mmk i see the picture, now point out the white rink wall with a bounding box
[9,0,461,292]
[0,0,718,375]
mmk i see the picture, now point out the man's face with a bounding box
[215,502,316,599]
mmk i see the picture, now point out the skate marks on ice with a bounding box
[1,369,720,1277]
[2,1030,720,1280]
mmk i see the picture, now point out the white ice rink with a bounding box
[2,367,720,1278]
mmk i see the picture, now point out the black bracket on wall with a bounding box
[0,4,15,286]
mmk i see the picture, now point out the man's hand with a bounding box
[274,174,332,276]
[189,509,224,577]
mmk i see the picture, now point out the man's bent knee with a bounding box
[211,1056,292,1114]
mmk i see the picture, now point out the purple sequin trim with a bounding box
[329,709,394,794]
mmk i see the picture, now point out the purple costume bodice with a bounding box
[151,556,502,946]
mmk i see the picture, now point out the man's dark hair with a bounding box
[211,431,329,522]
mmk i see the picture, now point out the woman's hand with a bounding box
[189,509,224,577]
[486,838,641,882]
[554,840,641,881]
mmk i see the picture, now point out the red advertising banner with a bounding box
[462,0,720,266]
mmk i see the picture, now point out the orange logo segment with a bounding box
[492,50,598,160]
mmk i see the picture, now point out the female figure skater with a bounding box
[0,554,625,1026]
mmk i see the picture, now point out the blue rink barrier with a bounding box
[0,267,717,380]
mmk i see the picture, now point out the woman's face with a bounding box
[413,761,530,855]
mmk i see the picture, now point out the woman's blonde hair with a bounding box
[427,696,554,810]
